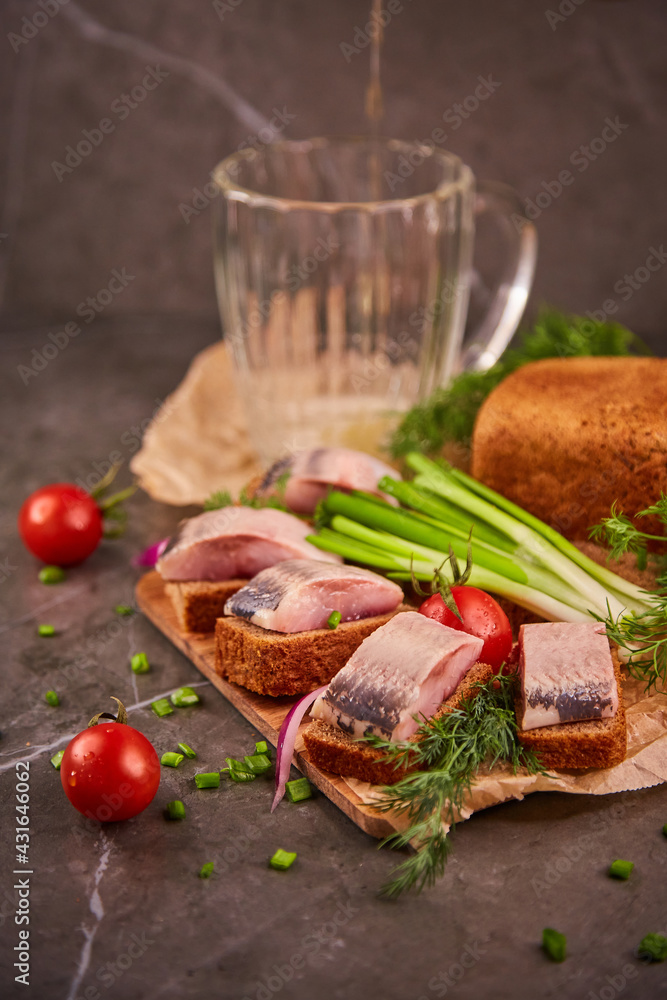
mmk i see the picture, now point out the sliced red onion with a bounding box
[272,684,328,813]
[132,537,169,568]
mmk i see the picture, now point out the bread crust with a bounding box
[165,579,246,633]
[471,357,667,544]
[302,662,496,784]
[215,603,413,697]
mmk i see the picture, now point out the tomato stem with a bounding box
[88,696,128,727]
[89,462,123,500]
[88,464,136,539]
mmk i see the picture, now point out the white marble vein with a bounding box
[62,2,272,133]
[0,680,212,771]
[0,585,88,634]
[65,830,113,1000]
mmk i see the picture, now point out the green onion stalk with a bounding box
[307,453,651,626]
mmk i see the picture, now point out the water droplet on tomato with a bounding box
[68,773,77,786]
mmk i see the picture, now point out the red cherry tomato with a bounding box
[18,484,103,565]
[418,585,513,672]
[61,721,160,822]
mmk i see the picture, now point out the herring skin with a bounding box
[223,559,404,634]
[256,447,400,514]
[156,506,340,582]
[518,622,619,731]
[311,612,484,741]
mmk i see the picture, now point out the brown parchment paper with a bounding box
[130,342,260,505]
[344,674,667,833]
[131,344,667,815]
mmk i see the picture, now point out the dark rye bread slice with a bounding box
[215,603,413,697]
[302,662,496,785]
[516,648,627,769]
[165,579,246,633]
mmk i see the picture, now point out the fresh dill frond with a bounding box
[389,308,649,459]
[588,502,650,562]
[203,489,234,511]
[588,497,667,574]
[364,674,543,897]
[592,596,667,693]
[638,493,667,526]
[202,475,291,514]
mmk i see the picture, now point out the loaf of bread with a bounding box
[215,603,413,697]
[303,662,496,784]
[471,357,667,543]
[165,579,246,632]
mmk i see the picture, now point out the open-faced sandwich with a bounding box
[157,447,400,632]
[303,616,627,782]
[215,558,409,696]
[156,506,337,632]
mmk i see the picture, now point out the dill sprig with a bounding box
[203,489,234,511]
[592,595,667,693]
[389,309,649,459]
[588,495,667,691]
[364,674,543,897]
[588,494,667,576]
[203,472,292,513]
[587,501,655,565]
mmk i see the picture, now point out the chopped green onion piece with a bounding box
[195,772,220,789]
[286,777,313,803]
[170,686,200,707]
[178,742,197,759]
[327,610,342,629]
[130,652,150,674]
[165,800,186,820]
[223,757,256,782]
[244,753,271,775]
[114,604,135,616]
[229,770,255,783]
[38,624,56,637]
[638,933,667,962]
[609,859,634,880]
[161,752,184,768]
[151,698,173,717]
[542,928,566,963]
[269,849,297,871]
[45,690,59,707]
[39,565,66,584]
[50,750,64,770]
[662,823,667,838]
[255,740,269,755]
[199,862,215,879]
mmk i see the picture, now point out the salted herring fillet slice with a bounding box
[311,612,484,741]
[156,507,340,582]
[518,622,619,731]
[255,447,401,513]
[223,558,404,634]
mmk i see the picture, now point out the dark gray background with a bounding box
[1,5,667,1000]
[1,0,666,345]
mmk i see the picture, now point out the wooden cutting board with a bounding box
[135,571,397,839]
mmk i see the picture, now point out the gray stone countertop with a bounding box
[1,318,666,1000]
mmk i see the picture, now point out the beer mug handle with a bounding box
[460,180,538,372]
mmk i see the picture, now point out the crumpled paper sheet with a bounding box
[344,675,667,834]
[130,342,260,505]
